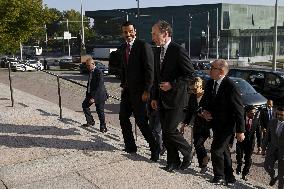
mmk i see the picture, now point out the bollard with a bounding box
[57,75,62,119]
[135,121,137,141]
[8,62,14,107]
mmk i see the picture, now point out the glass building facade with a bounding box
[86,3,284,58]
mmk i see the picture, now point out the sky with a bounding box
[43,0,283,12]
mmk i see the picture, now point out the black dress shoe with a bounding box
[269,176,278,186]
[81,122,95,127]
[180,156,192,170]
[100,127,108,133]
[122,148,137,154]
[226,177,236,186]
[165,163,180,173]
[211,177,226,185]
[150,150,160,162]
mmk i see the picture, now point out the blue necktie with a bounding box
[269,109,272,120]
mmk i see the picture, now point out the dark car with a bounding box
[230,77,267,108]
[228,68,284,105]
[79,61,109,75]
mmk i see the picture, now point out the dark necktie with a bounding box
[268,109,272,120]
[125,43,130,64]
[160,46,165,69]
[246,118,252,131]
[212,81,218,96]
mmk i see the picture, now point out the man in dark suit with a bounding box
[82,57,108,133]
[200,59,245,185]
[263,107,284,188]
[119,21,159,161]
[151,20,195,172]
[260,99,274,155]
[235,105,261,181]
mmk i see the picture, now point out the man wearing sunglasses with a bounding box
[200,59,245,186]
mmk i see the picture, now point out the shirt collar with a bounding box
[162,38,171,52]
[215,76,225,85]
[126,38,135,46]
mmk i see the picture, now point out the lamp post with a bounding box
[188,14,192,58]
[216,8,219,59]
[272,0,278,71]
[207,11,210,59]
[81,0,85,54]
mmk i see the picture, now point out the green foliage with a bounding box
[0,0,52,53]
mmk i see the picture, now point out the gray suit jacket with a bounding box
[263,119,284,158]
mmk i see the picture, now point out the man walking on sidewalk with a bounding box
[82,57,108,133]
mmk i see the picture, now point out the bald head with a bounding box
[213,59,229,74]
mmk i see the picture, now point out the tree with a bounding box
[0,0,53,54]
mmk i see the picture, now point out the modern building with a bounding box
[86,3,284,58]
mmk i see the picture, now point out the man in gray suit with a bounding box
[263,107,284,188]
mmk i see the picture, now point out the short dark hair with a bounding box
[245,105,256,113]
[277,107,284,111]
[121,21,135,30]
[154,20,173,37]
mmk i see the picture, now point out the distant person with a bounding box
[43,58,48,70]
[118,21,159,161]
[200,59,245,186]
[263,107,284,188]
[151,20,195,172]
[260,100,275,155]
[235,105,261,181]
[81,57,108,133]
[180,77,210,174]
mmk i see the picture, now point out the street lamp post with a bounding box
[272,0,278,71]
[81,0,85,54]
[207,11,210,59]
[216,8,219,59]
[188,14,192,58]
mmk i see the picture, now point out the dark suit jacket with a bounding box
[201,77,245,135]
[260,108,275,129]
[120,39,154,93]
[263,119,284,158]
[86,67,108,104]
[153,42,194,109]
[244,112,261,141]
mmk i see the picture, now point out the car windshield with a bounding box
[232,78,257,95]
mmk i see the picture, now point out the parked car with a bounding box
[11,60,43,72]
[79,61,109,75]
[108,49,122,78]
[59,58,79,70]
[228,68,284,105]
[1,57,19,68]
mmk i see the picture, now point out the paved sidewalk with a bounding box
[0,83,272,189]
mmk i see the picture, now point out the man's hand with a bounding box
[89,98,95,104]
[236,133,245,142]
[151,100,158,110]
[142,91,150,102]
[159,82,172,91]
[199,110,213,121]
